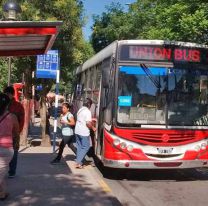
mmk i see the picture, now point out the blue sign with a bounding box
[120,66,167,76]
[118,96,132,107]
[36,85,43,91]
[36,50,59,79]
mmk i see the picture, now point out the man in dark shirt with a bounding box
[4,86,25,178]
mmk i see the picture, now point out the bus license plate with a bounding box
[157,148,173,154]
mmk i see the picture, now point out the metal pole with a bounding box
[31,71,35,124]
[7,57,11,86]
[53,67,60,153]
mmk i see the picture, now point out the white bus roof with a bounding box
[76,40,208,74]
[76,40,118,74]
[118,40,208,48]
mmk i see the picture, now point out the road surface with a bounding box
[95,166,208,206]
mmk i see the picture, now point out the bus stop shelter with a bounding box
[0,21,63,148]
[0,21,62,56]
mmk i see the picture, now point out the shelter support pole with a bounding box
[53,69,60,153]
[31,71,35,124]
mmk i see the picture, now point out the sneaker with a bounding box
[75,163,84,169]
[50,159,60,165]
[8,174,15,179]
[0,193,9,201]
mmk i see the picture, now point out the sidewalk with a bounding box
[0,119,118,206]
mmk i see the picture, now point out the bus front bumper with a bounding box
[103,158,208,169]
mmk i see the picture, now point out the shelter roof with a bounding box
[0,21,62,56]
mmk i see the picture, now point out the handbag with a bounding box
[0,112,13,148]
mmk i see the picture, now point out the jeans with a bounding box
[8,149,18,176]
[0,147,13,196]
[76,134,91,165]
[56,135,76,161]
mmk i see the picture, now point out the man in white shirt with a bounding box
[75,98,96,168]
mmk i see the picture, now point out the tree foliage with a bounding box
[0,0,94,145]
[0,58,19,91]
[91,0,208,52]
[0,0,93,92]
[91,2,130,52]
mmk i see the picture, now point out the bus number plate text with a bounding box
[157,148,173,154]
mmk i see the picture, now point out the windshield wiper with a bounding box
[140,63,161,89]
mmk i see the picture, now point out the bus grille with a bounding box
[113,127,208,146]
[132,133,195,144]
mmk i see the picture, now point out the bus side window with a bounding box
[102,58,112,89]
[102,57,115,125]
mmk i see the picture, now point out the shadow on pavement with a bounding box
[100,166,208,182]
[1,152,112,206]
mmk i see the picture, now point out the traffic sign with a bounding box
[36,50,59,79]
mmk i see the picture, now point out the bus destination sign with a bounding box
[119,45,208,64]
[129,46,200,62]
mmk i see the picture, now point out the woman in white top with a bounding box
[51,103,76,164]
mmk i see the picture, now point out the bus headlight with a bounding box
[113,139,120,146]
[194,145,201,152]
[127,145,134,152]
[120,142,127,149]
[201,143,207,150]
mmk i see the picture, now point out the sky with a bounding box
[82,0,136,40]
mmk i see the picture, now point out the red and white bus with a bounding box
[74,40,208,169]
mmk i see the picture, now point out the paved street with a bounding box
[0,146,118,206]
[6,145,208,206]
[95,167,208,206]
[0,119,118,206]
[2,118,208,206]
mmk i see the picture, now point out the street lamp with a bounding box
[3,0,22,20]
[2,0,22,85]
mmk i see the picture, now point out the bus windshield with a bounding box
[117,65,208,126]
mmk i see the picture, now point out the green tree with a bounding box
[0,0,93,146]
[91,0,208,52]
[0,58,19,91]
[91,2,131,52]
[137,0,208,42]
